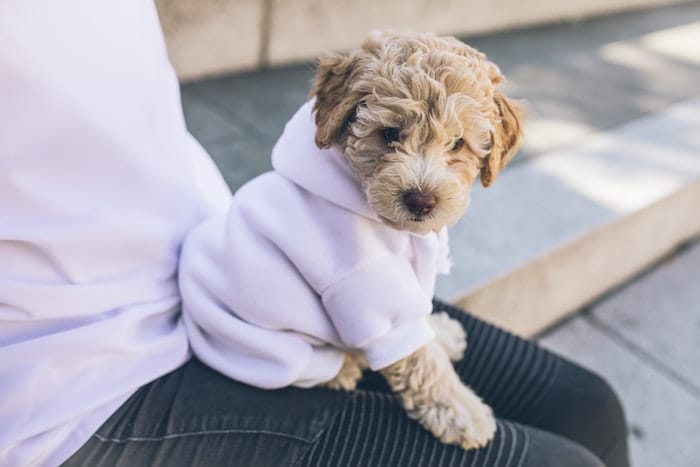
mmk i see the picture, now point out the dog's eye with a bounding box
[381,128,401,145]
[451,138,464,152]
[482,132,494,152]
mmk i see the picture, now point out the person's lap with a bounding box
[63,301,629,467]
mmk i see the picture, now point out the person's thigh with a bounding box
[299,389,603,467]
[65,303,628,467]
[62,358,348,467]
[65,357,603,467]
[432,300,629,467]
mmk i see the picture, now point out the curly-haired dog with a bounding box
[179,31,522,451]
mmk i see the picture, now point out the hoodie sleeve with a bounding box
[179,214,346,389]
[320,254,435,370]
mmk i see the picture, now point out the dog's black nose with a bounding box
[402,190,437,217]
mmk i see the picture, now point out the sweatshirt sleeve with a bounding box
[179,216,346,389]
[320,254,435,370]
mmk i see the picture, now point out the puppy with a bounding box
[310,31,522,450]
[178,31,522,451]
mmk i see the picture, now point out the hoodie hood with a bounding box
[271,100,452,274]
[271,100,379,221]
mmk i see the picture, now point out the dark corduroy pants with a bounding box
[64,301,629,467]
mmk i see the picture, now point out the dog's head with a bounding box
[310,31,523,234]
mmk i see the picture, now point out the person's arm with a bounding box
[0,1,230,464]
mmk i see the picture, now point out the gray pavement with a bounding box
[540,239,700,467]
[181,2,700,192]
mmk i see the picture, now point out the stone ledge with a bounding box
[156,0,690,80]
[459,181,700,336]
[266,0,689,66]
[156,0,264,80]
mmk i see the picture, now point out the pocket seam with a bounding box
[93,428,314,444]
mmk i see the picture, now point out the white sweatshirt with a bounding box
[0,2,231,465]
[179,101,451,389]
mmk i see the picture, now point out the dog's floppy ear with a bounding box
[310,52,362,149]
[480,63,524,188]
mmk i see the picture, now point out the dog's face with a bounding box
[310,32,523,235]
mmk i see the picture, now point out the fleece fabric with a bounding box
[179,101,451,389]
[0,2,231,465]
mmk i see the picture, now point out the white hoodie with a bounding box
[179,101,451,389]
[0,2,231,465]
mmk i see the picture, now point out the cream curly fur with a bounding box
[380,341,496,450]
[324,351,368,391]
[312,31,523,450]
[428,311,468,362]
[311,31,523,235]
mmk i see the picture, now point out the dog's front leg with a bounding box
[380,341,496,450]
[428,312,468,362]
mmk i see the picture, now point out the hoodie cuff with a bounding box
[292,345,346,388]
[362,317,435,370]
[320,255,435,369]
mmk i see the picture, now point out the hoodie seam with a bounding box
[317,253,398,295]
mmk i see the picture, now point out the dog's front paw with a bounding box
[428,312,467,362]
[383,342,495,451]
[323,352,367,391]
[425,382,497,450]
